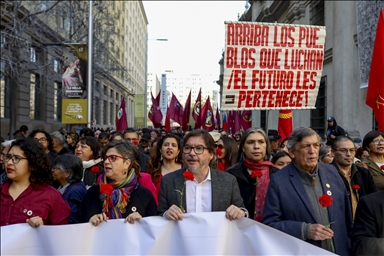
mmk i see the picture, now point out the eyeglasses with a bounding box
[183,145,208,155]
[372,139,384,145]
[335,148,356,154]
[102,154,127,162]
[34,137,47,143]
[214,144,224,149]
[3,154,28,164]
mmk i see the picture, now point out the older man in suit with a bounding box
[158,129,247,221]
[262,127,352,255]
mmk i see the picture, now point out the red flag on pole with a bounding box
[148,90,163,128]
[215,106,221,130]
[115,97,128,131]
[168,93,184,126]
[240,110,252,131]
[232,111,241,135]
[366,8,384,131]
[192,88,202,129]
[278,110,293,143]
[201,96,214,131]
[165,106,171,132]
[225,111,232,134]
[183,90,191,131]
[222,111,228,131]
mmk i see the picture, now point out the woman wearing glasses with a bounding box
[147,134,182,199]
[226,128,278,221]
[0,138,70,227]
[28,129,57,164]
[216,136,238,171]
[359,131,384,191]
[74,140,157,225]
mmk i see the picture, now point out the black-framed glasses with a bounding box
[214,144,224,149]
[102,154,127,162]
[34,137,47,143]
[183,145,208,155]
[372,139,384,145]
[3,154,28,164]
[335,148,355,154]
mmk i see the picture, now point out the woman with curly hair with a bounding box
[74,140,157,225]
[147,133,182,199]
[0,138,70,227]
[75,136,103,188]
[28,129,57,164]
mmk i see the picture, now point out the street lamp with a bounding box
[144,38,168,127]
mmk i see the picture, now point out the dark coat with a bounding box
[74,184,157,223]
[262,162,352,255]
[326,116,347,146]
[62,181,87,224]
[83,164,104,187]
[158,168,245,215]
[57,146,73,155]
[138,151,149,172]
[226,162,279,219]
[351,190,384,255]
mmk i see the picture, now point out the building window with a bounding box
[0,32,8,49]
[30,74,41,120]
[30,47,36,63]
[0,72,10,118]
[110,89,113,97]
[260,110,267,132]
[104,86,107,95]
[116,92,119,100]
[103,100,107,125]
[95,97,100,125]
[53,82,62,121]
[310,76,327,137]
[95,80,100,93]
[310,0,325,26]
[110,102,114,125]
[54,59,61,73]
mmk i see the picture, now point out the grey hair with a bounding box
[51,131,66,146]
[52,154,83,184]
[319,145,331,159]
[287,127,321,151]
[237,127,271,162]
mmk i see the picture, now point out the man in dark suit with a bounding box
[262,127,352,255]
[158,129,247,221]
[352,190,384,255]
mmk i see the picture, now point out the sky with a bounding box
[143,1,249,78]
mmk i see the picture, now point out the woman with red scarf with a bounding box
[74,140,157,225]
[226,128,278,221]
[216,135,238,171]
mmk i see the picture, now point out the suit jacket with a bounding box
[351,190,384,255]
[362,157,384,191]
[262,162,352,255]
[158,168,245,215]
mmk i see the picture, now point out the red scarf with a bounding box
[243,158,276,222]
[217,160,228,171]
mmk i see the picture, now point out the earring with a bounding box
[175,156,178,162]
[160,155,163,161]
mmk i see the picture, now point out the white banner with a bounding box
[1,212,334,255]
[222,22,326,110]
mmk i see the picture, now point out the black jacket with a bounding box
[226,162,279,219]
[326,117,347,146]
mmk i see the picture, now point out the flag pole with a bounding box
[87,0,93,128]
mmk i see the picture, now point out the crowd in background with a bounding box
[0,117,383,255]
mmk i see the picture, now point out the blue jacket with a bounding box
[262,162,352,255]
[63,182,87,224]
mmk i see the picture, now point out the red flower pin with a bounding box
[381,165,384,170]
[319,194,333,207]
[351,184,360,190]
[100,184,114,195]
[251,170,262,179]
[183,170,195,181]
[91,165,100,174]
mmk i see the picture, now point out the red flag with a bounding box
[278,110,293,143]
[225,111,233,134]
[115,97,128,131]
[148,90,163,128]
[222,111,228,131]
[215,106,221,130]
[168,93,184,126]
[232,111,241,135]
[182,90,191,131]
[366,8,384,131]
[240,110,252,131]
[201,96,214,131]
[192,88,202,129]
[165,106,171,132]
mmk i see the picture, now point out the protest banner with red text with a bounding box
[222,22,326,110]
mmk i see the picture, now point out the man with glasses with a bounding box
[28,129,57,163]
[158,129,247,221]
[331,136,377,220]
[123,128,149,172]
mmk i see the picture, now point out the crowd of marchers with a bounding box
[0,117,383,256]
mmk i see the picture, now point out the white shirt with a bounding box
[186,169,212,213]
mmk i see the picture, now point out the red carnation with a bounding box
[251,170,262,179]
[351,184,360,190]
[215,147,223,156]
[381,165,384,170]
[132,140,139,146]
[100,184,114,195]
[319,194,333,207]
[91,165,99,174]
[183,170,195,181]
